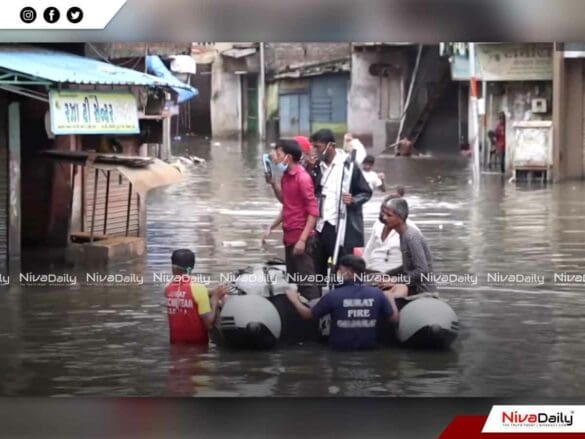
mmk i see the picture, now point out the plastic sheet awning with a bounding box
[146,55,199,103]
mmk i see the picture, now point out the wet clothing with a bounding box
[387,225,435,294]
[281,164,319,247]
[285,235,321,300]
[314,222,352,277]
[165,279,211,344]
[311,280,393,350]
[281,164,321,300]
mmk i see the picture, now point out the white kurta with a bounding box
[363,220,419,272]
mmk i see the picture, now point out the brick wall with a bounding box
[86,43,192,59]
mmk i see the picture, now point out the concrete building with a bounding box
[552,42,585,182]
[445,43,554,178]
[266,59,350,143]
[348,44,455,156]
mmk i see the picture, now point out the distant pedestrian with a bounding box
[494,112,506,173]
[361,155,386,192]
[343,133,367,166]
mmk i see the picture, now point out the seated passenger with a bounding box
[375,198,436,299]
[363,190,419,274]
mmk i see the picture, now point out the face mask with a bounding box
[276,155,289,172]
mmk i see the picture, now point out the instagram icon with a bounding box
[20,7,37,23]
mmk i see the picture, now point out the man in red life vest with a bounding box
[164,249,229,344]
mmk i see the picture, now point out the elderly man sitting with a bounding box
[375,197,436,298]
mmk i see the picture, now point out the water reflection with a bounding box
[1,137,585,396]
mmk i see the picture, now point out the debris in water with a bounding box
[438,224,444,230]
[213,142,221,146]
[222,241,247,248]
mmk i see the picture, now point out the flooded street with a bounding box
[1,137,585,397]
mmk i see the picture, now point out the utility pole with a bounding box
[258,42,266,140]
[469,43,480,183]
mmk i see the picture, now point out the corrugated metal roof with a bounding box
[0,46,190,89]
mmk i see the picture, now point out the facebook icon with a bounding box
[43,7,60,23]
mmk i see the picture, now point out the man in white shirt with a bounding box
[363,190,418,274]
[310,129,372,278]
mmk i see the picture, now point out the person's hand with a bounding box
[342,192,353,205]
[212,284,230,300]
[375,280,395,291]
[293,239,306,255]
[261,225,273,244]
[264,174,275,185]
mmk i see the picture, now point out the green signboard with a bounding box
[49,90,140,135]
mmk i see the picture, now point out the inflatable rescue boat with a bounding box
[213,261,459,350]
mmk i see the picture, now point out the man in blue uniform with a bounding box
[286,255,399,350]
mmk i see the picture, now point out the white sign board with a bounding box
[49,90,140,135]
[512,121,553,168]
[477,44,553,81]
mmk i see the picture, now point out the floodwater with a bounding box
[1,137,585,397]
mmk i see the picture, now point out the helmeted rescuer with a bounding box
[164,249,229,344]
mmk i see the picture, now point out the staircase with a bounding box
[405,63,452,148]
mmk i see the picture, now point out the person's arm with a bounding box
[382,290,400,324]
[268,179,283,202]
[263,209,283,243]
[346,167,373,207]
[285,289,314,320]
[294,214,317,255]
[362,223,378,265]
[294,173,320,255]
[403,233,431,286]
[194,284,229,330]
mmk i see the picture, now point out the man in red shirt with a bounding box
[164,249,229,344]
[267,139,321,299]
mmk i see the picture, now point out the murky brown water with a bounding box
[1,137,585,396]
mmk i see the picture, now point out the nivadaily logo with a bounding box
[502,410,574,427]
